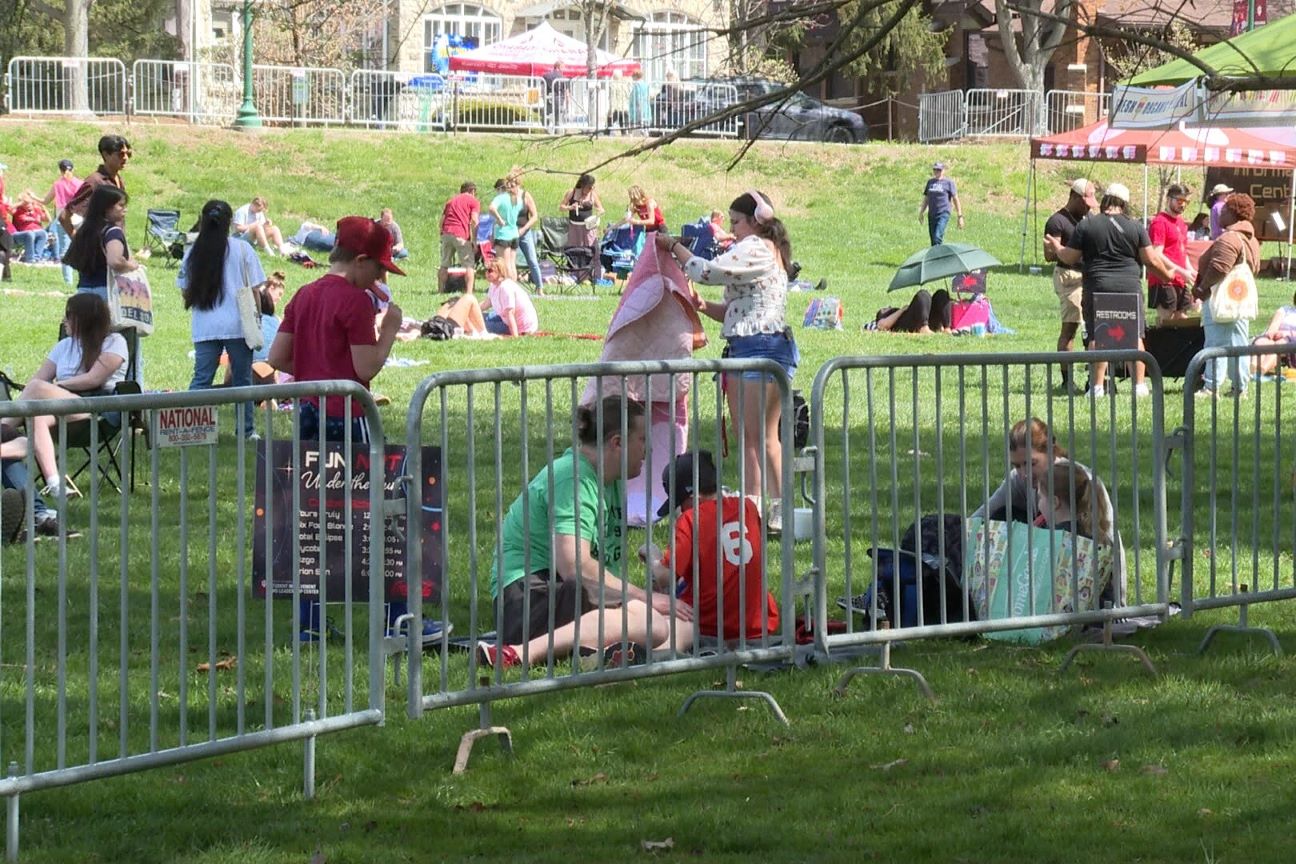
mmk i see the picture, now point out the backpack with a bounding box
[862,515,971,629]
[421,315,459,341]
[778,390,810,451]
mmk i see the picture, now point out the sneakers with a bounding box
[1087,385,1106,399]
[1194,387,1217,400]
[388,617,453,643]
[1,488,24,546]
[33,511,61,538]
[1134,382,1152,398]
[477,641,521,670]
[766,499,783,535]
[578,642,647,671]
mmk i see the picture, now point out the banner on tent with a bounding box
[1031,140,1145,162]
[1202,89,1296,129]
[1109,81,1202,129]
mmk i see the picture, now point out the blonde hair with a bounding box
[486,258,508,280]
[627,185,648,207]
[1038,460,1111,545]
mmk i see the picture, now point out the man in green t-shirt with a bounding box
[480,396,692,669]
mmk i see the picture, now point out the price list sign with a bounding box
[252,441,442,605]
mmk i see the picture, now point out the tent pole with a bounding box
[1288,169,1295,281]
[1020,159,1035,272]
[1143,163,1149,218]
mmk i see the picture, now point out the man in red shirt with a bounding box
[648,450,780,642]
[439,181,479,293]
[1147,183,1198,324]
[268,216,404,442]
[59,134,130,236]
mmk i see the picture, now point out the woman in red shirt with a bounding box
[11,192,50,265]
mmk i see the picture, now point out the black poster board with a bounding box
[1204,166,1292,242]
[1092,293,1142,350]
[252,441,442,605]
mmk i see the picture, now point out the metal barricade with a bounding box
[809,351,1171,694]
[401,360,798,768]
[348,70,450,131]
[131,60,238,124]
[448,74,546,133]
[964,88,1043,137]
[5,56,127,116]
[917,90,965,142]
[250,64,347,126]
[645,80,740,139]
[0,382,389,860]
[1178,342,1296,654]
[1044,89,1109,134]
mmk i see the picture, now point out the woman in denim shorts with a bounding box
[655,190,797,531]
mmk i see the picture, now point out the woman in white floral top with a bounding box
[656,190,797,531]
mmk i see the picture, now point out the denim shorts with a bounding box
[726,329,799,381]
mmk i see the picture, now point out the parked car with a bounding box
[652,76,868,143]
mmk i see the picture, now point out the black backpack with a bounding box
[421,315,458,341]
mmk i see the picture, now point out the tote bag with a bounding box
[109,268,154,335]
[1208,258,1258,323]
[236,253,265,351]
[964,517,1112,644]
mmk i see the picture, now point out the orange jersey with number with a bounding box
[663,495,779,640]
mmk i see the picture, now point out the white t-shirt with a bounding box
[47,332,129,390]
[176,238,265,342]
[233,204,265,232]
[488,279,539,335]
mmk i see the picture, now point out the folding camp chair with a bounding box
[143,209,184,268]
[539,216,598,291]
[599,224,644,281]
[681,220,720,261]
[64,327,145,493]
[475,214,495,271]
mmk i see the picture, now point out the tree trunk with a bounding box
[995,0,1070,134]
[64,0,92,113]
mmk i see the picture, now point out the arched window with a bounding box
[424,4,503,72]
[633,11,706,81]
[547,7,612,51]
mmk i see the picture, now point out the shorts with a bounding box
[439,233,473,269]
[1148,281,1192,314]
[1053,267,1083,324]
[493,237,518,250]
[484,312,511,336]
[497,571,594,646]
[725,330,799,381]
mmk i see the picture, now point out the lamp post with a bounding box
[233,0,262,128]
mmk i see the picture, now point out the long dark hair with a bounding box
[64,293,111,374]
[183,200,233,311]
[63,185,127,275]
[576,396,645,445]
[573,173,594,198]
[730,190,793,277]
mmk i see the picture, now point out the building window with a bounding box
[547,7,611,50]
[634,12,706,81]
[424,3,503,72]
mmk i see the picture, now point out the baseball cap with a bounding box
[656,450,719,518]
[1070,178,1098,202]
[335,216,405,276]
[58,159,73,171]
[1105,182,1131,204]
[932,162,946,170]
[1210,183,1234,197]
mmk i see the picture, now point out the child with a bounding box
[1034,460,1111,544]
[643,450,780,642]
[709,209,734,250]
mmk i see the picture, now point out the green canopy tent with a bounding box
[1126,14,1296,86]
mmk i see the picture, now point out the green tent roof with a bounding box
[1125,14,1296,86]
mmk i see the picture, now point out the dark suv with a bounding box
[653,76,867,143]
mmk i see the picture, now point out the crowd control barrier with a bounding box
[400,359,798,767]
[0,382,390,861]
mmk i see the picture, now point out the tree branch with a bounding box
[28,0,64,22]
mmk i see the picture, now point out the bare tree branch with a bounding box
[28,0,64,21]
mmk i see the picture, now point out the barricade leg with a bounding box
[452,703,512,775]
[1058,605,1157,676]
[677,665,789,727]
[1197,586,1282,656]
[303,708,316,800]
[831,642,935,703]
[5,762,18,863]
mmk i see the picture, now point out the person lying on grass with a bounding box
[477,396,694,671]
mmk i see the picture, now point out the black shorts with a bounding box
[1148,282,1192,313]
[497,571,594,646]
[493,237,518,250]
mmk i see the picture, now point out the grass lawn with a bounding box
[1,121,1295,863]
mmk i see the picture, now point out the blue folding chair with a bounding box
[681,220,720,260]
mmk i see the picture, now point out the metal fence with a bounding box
[348,70,450,131]
[0,381,389,860]
[917,89,965,143]
[250,64,347,126]
[131,60,238,124]
[447,73,547,133]
[4,57,127,116]
[964,88,1043,137]
[401,359,798,766]
[808,351,1171,691]
[1178,342,1296,653]
[1044,88,1110,135]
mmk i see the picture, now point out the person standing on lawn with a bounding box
[1147,183,1198,324]
[439,181,479,294]
[60,134,130,236]
[1043,179,1097,390]
[918,161,963,246]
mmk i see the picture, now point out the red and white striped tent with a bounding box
[448,22,640,78]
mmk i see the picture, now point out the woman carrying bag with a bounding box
[177,199,265,438]
[1192,192,1261,399]
[62,184,137,300]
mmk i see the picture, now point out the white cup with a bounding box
[793,507,814,541]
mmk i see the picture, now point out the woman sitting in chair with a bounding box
[10,294,129,498]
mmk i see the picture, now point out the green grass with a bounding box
[0,122,1295,862]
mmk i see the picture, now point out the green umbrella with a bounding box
[888,243,1002,292]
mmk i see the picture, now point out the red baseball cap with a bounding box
[335,216,405,276]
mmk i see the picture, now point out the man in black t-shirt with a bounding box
[1043,179,1097,385]
[1044,182,1175,398]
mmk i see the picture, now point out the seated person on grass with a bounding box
[482,258,539,337]
[1251,291,1296,376]
[866,288,953,334]
[233,197,288,255]
[378,208,409,260]
[477,396,693,670]
[290,221,336,252]
[644,450,780,643]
